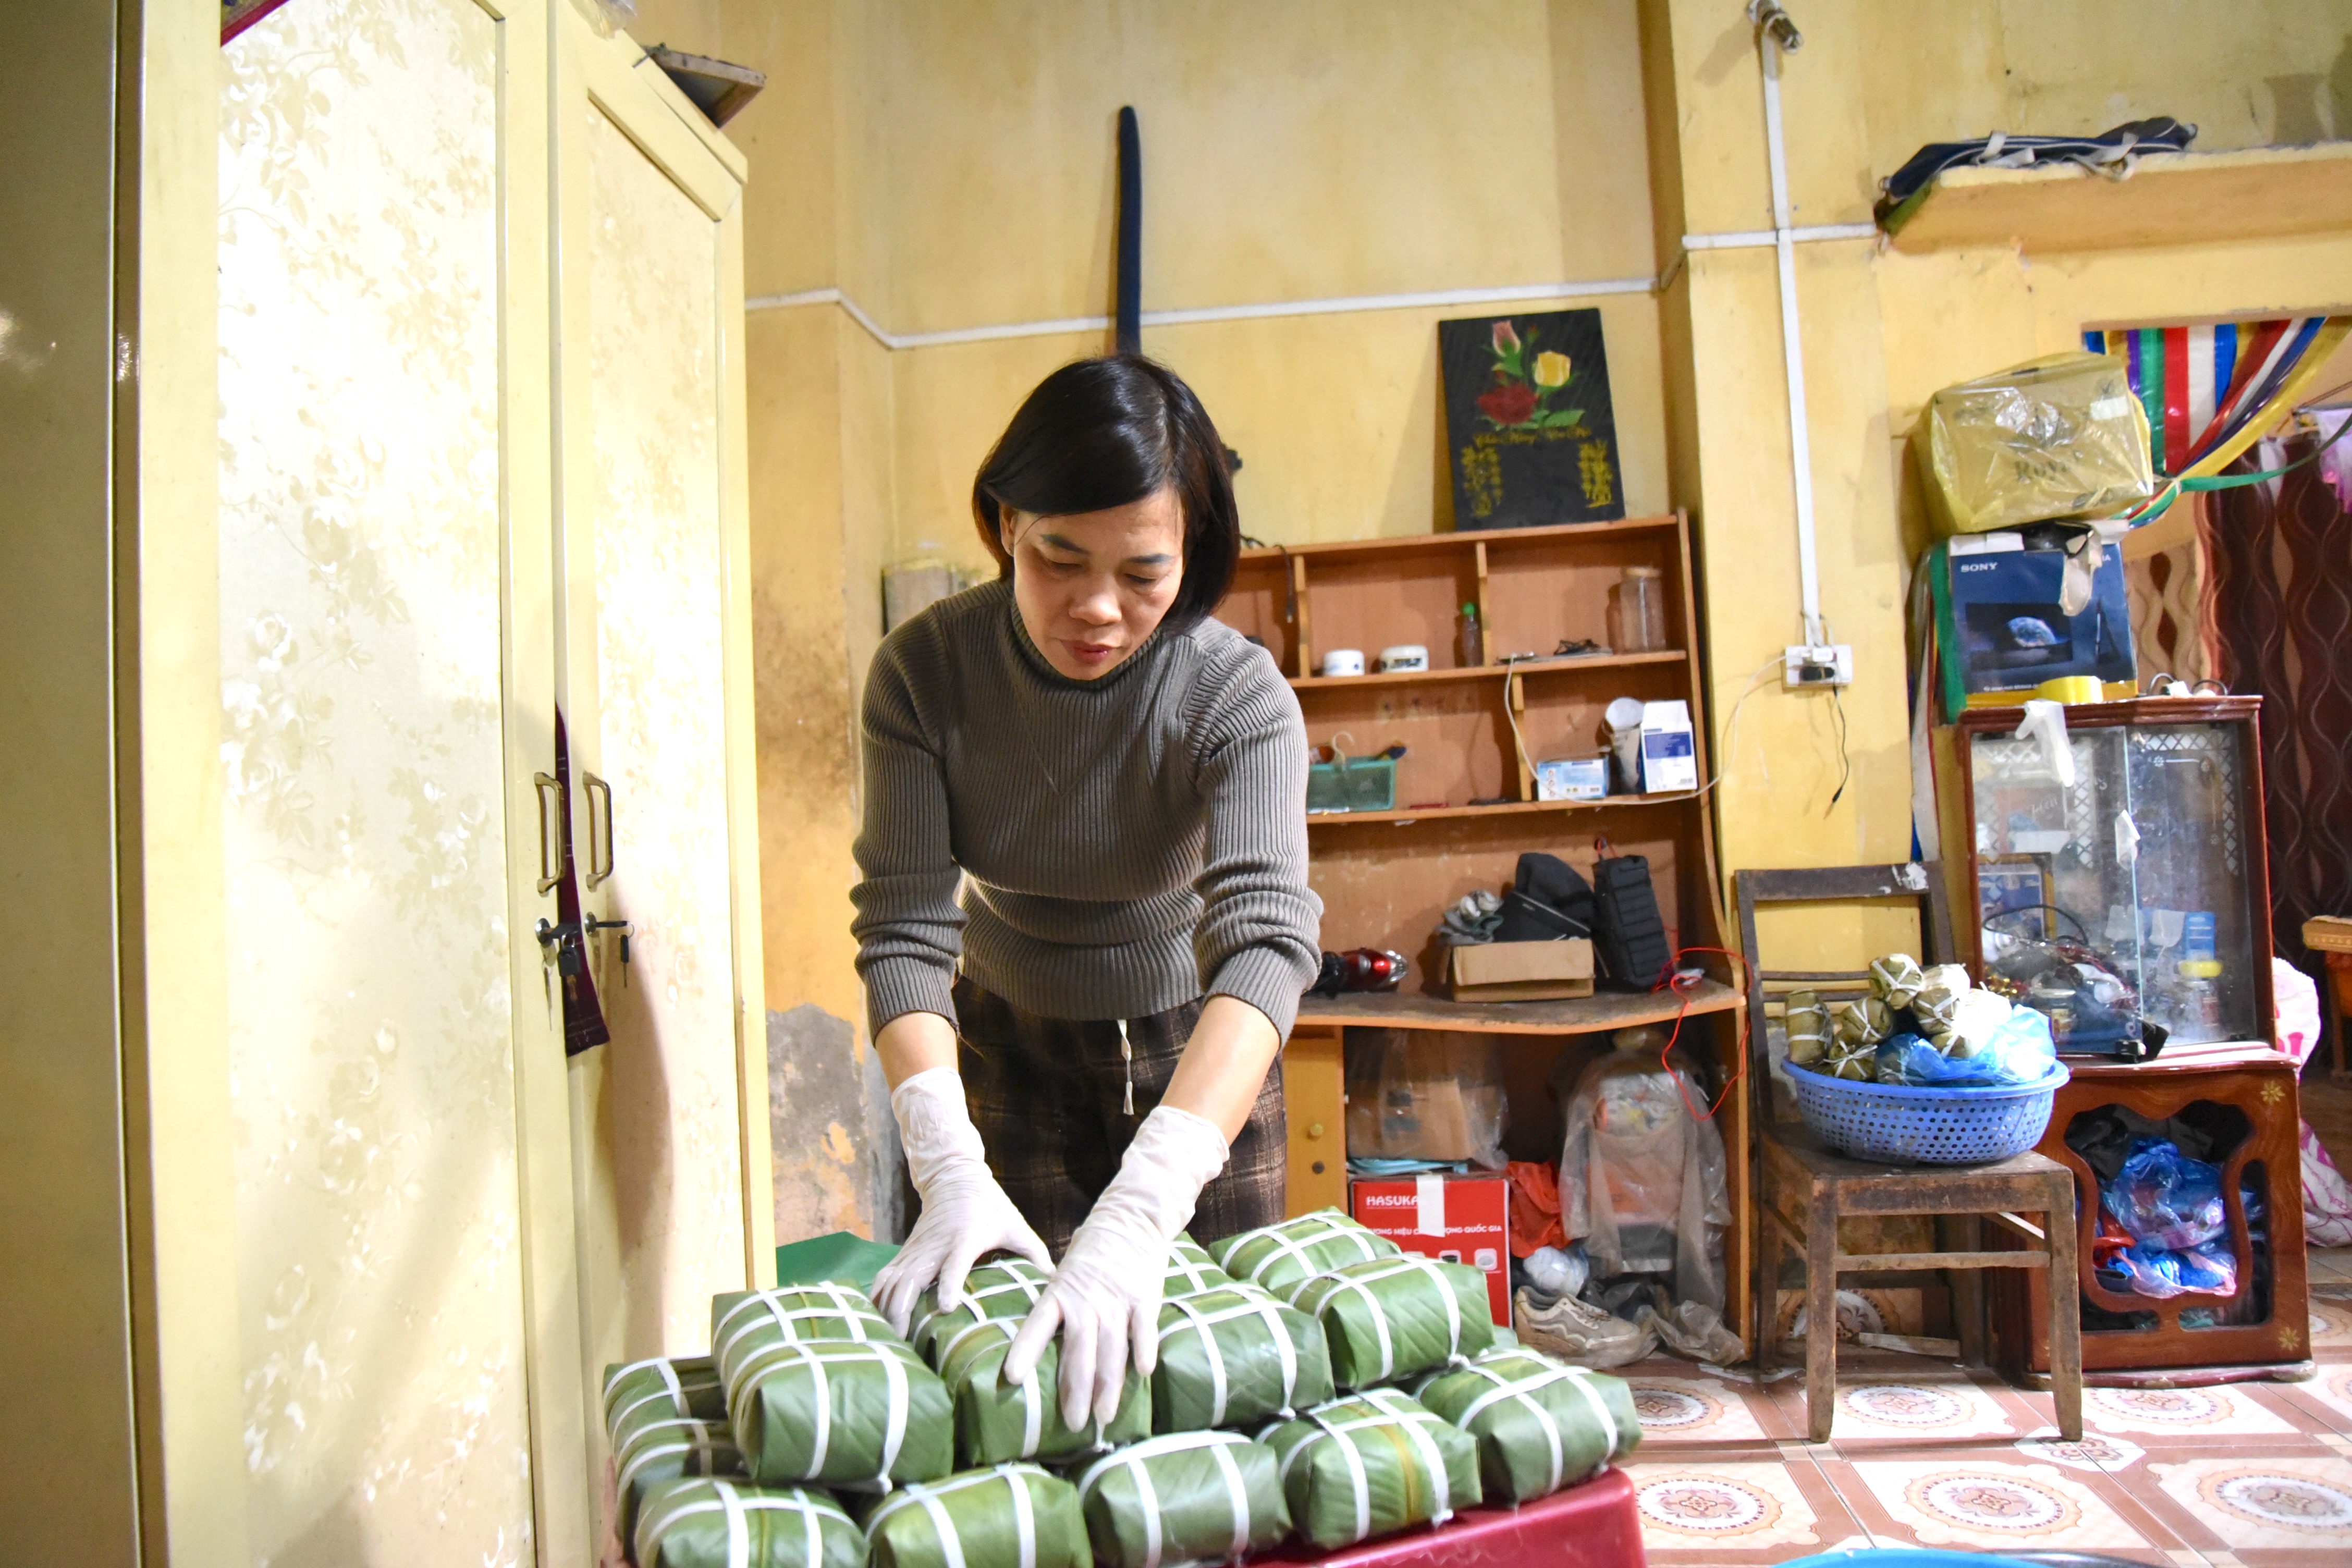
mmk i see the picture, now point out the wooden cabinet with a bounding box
[1934,697,2308,1381]
[1991,1045,2311,1382]
[1220,514,1750,1346]
[201,6,766,1558]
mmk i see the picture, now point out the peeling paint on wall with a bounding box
[767,1003,904,1245]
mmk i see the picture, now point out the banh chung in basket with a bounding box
[1779,951,2068,1163]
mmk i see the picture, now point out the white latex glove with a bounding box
[871,1067,1051,1337]
[1002,1104,1230,1430]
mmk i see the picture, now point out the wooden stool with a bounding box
[1736,863,2083,1442]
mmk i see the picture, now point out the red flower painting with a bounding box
[1474,317,1583,431]
[1477,381,1538,426]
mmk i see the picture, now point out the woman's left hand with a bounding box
[1003,1104,1230,1429]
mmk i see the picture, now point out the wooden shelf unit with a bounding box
[1221,514,1750,1349]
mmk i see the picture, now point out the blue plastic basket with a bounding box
[1784,1059,2069,1165]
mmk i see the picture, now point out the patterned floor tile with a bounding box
[2146,1454,2352,1550]
[1787,1376,2025,1443]
[2308,1293,2352,1351]
[2018,1432,2150,1472]
[1840,1456,2160,1550]
[1628,1374,1774,1444]
[2088,1382,2306,1438]
[1624,1461,1835,1552]
[2276,1362,2352,1434]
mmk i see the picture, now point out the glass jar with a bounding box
[1608,566,1668,653]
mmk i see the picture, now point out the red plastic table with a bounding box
[1267,1468,1646,1568]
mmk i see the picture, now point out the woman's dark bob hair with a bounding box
[971,355,1238,630]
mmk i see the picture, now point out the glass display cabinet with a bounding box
[1933,696,2310,1383]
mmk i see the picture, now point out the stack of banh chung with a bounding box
[603,1212,1639,1567]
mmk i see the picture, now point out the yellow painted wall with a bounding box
[637,0,2352,1190]
[634,0,1674,1239]
[1646,0,2352,970]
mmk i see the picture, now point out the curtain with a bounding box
[2202,426,2352,998]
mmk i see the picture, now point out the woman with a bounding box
[851,356,1319,1432]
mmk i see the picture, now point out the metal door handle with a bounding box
[583,772,614,890]
[532,771,564,895]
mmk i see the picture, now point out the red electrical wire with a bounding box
[1645,945,1751,1124]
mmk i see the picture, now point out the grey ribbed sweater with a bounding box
[851,579,1321,1039]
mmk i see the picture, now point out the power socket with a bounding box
[1782,644,1854,689]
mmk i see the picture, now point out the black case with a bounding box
[1591,852,1670,989]
[1496,853,1596,941]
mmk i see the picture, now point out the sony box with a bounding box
[1943,532,2134,700]
[1351,1172,1511,1326]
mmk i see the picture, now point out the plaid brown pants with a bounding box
[952,975,1288,1258]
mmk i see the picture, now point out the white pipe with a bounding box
[1759,31,1826,647]
[1683,223,1874,249]
[745,275,1656,350]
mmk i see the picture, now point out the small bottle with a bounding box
[1456,602,1483,668]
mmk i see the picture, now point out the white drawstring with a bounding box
[1119,1019,1135,1117]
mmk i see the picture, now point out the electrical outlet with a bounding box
[1782,644,1854,689]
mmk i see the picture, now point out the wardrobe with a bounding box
[214,0,764,1559]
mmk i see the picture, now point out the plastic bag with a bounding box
[2100,1137,2224,1249]
[1919,351,2153,535]
[1558,1052,1731,1312]
[1344,1030,1506,1166]
[1877,1008,2056,1087]
[2114,1241,2237,1300]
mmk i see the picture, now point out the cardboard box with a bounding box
[1448,938,1594,1001]
[1638,700,1697,794]
[1352,1172,1511,1325]
[1535,756,1608,802]
[1943,533,2133,700]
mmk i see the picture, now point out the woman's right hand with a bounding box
[871,1065,1051,1336]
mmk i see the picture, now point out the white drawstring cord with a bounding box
[1118,1019,1135,1116]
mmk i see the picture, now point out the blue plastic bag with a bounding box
[2113,1240,2236,1299]
[2100,1136,2225,1248]
[1872,1008,2056,1088]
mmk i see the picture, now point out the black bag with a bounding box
[1876,117,2194,220]
[1589,851,1669,990]
[1493,853,1594,942]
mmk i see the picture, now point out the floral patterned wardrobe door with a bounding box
[578,99,746,1360]
[219,1,532,1562]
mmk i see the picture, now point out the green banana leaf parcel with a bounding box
[863,1463,1094,1568]
[1413,1348,1640,1502]
[606,1355,729,1451]
[1162,1236,1236,1301]
[936,1316,1150,1467]
[633,1477,866,1568]
[907,1259,1054,1365]
[1150,1288,1333,1434]
[1073,1431,1291,1568]
[717,1317,952,1489]
[1288,1256,1496,1389]
[615,1416,745,1560]
[1209,1210,1399,1300]
[1256,1390,1481,1550]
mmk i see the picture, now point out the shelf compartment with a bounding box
[1289,648,1685,692]
[1310,808,1700,985]
[1297,978,1743,1035]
